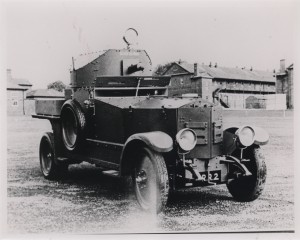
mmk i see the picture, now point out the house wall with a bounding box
[276,76,288,94]
[200,77,213,102]
[219,93,286,110]
[168,75,212,102]
[168,74,197,97]
[7,89,25,115]
[165,64,277,109]
[213,79,275,93]
[168,74,276,109]
[288,68,293,109]
[276,68,293,109]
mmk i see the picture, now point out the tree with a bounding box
[47,81,66,92]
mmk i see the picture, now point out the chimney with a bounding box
[209,62,212,67]
[280,59,285,73]
[250,66,253,71]
[7,69,12,81]
[194,63,198,76]
[214,63,218,68]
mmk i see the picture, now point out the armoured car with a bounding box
[33,29,268,212]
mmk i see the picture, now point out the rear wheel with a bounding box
[39,132,68,180]
[227,146,267,201]
[133,147,169,213]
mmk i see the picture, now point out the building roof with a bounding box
[7,69,33,90]
[10,77,32,86]
[26,89,64,99]
[7,81,28,90]
[169,62,275,83]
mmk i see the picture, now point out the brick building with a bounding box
[276,59,293,109]
[7,69,32,115]
[163,62,279,109]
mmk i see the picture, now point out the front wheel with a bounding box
[39,132,68,180]
[227,145,267,201]
[133,147,169,213]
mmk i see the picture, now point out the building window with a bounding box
[180,78,184,85]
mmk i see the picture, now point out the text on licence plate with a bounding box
[199,170,221,183]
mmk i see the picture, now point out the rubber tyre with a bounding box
[227,146,267,201]
[61,100,86,151]
[39,132,68,180]
[133,147,169,213]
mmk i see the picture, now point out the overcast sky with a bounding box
[4,0,298,89]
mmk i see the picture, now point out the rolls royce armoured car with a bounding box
[33,29,268,212]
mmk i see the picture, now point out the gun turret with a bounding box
[70,28,152,88]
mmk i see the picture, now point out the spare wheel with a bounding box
[61,100,86,151]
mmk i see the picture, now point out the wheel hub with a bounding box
[136,170,148,189]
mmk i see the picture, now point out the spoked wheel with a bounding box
[39,132,68,180]
[40,137,53,176]
[227,145,267,201]
[133,147,169,213]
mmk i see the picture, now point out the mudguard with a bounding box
[223,126,269,155]
[252,126,269,145]
[119,131,173,177]
[124,131,173,153]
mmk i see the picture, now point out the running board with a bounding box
[102,170,120,178]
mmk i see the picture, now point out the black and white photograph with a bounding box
[1,0,298,238]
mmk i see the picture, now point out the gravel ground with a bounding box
[6,113,294,234]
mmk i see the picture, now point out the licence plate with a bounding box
[199,170,221,183]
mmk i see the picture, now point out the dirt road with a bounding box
[6,114,294,233]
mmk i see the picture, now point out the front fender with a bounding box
[223,126,269,154]
[124,131,173,153]
[119,131,173,176]
[252,126,269,145]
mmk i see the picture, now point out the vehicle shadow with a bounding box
[165,187,234,211]
[163,188,258,217]
[32,163,237,214]
[64,164,232,207]
[56,163,134,200]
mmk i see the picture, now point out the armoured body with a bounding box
[34,29,269,212]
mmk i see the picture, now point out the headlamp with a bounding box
[176,128,197,152]
[235,126,255,147]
